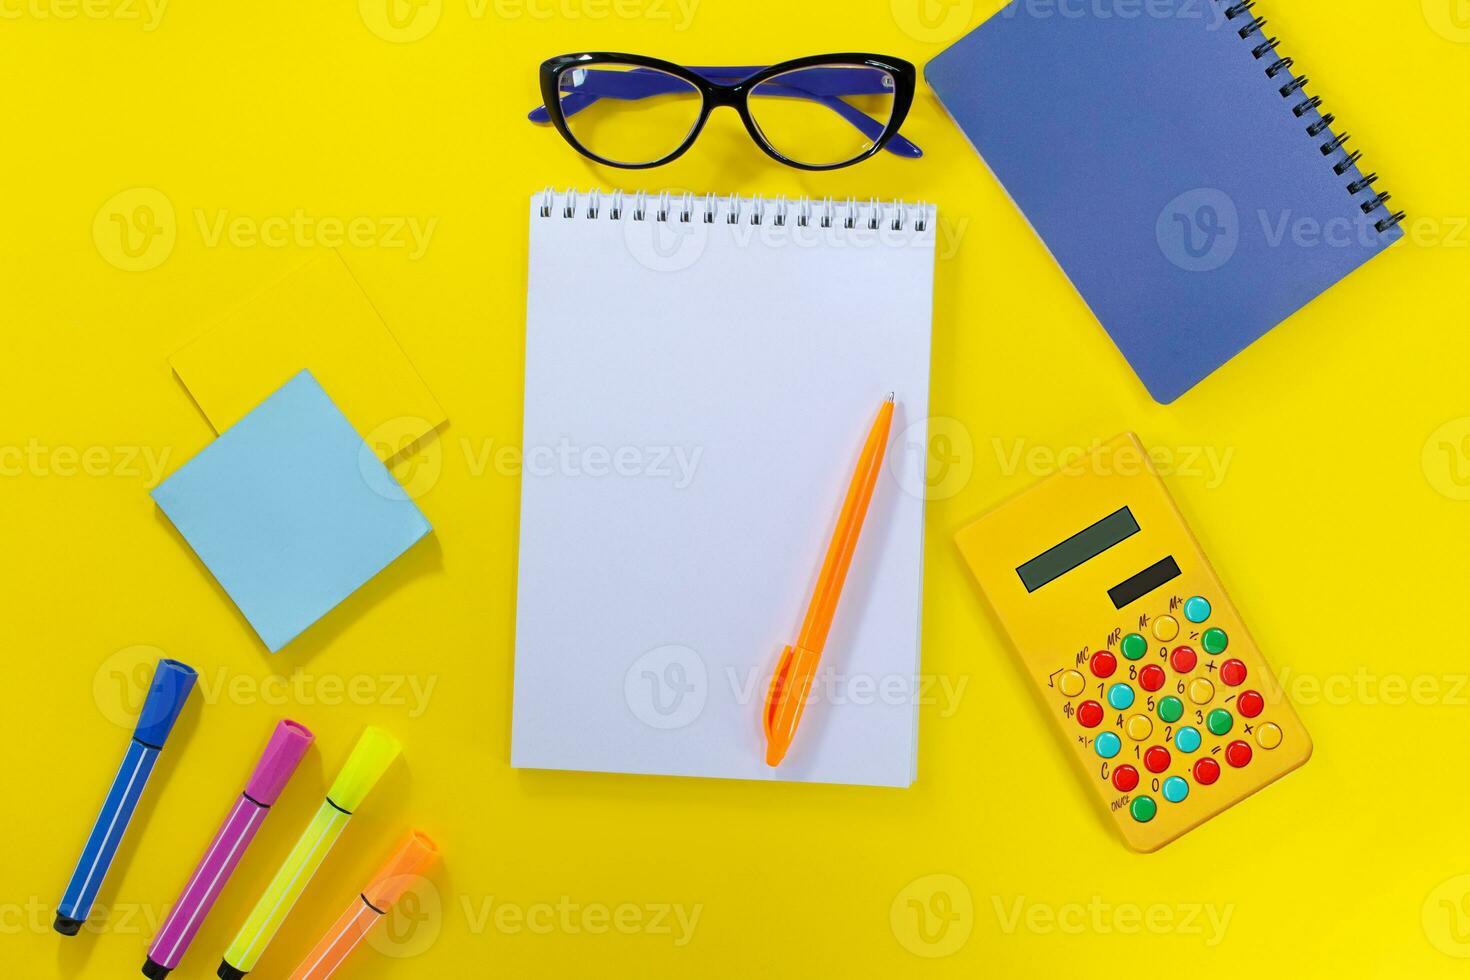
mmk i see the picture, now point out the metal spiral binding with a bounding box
[1217,0,1404,233]
[537,188,932,232]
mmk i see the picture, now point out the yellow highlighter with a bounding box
[218,727,400,979]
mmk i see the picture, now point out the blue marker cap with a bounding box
[133,659,198,747]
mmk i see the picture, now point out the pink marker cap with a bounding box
[244,720,314,806]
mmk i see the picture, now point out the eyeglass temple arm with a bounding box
[528,66,922,159]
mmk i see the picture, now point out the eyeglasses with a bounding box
[530,53,920,171]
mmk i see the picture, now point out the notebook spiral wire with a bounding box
[538,188,930,233]
[1219,0,1404,233]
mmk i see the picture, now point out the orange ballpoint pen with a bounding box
[764,394,895,767]
[286,831,439,980]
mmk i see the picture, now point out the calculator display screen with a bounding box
[1016,506,1140,593]
[1108,555,1182,609]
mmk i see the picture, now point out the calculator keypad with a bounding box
[1055,594,1290,825]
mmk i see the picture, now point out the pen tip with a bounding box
[885,391,895,402]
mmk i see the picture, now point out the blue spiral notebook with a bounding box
[926,0,1404,403]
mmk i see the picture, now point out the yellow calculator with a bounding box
[956,434,1310,851]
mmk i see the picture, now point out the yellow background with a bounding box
[2,0,1468,976]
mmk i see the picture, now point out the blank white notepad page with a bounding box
[513,189,937,787]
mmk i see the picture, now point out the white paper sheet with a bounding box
[512,189,936,787]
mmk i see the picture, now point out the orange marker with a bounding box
[286,831,439,980]
[764,394,895,767]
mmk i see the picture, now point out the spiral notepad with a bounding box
[927,0,1404,403]
[512,189,936,787]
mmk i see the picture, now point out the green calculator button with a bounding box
[1202,627,1228,654]
[1130,795,1157,823]
[1157,695,1184,723]
[1121,633,1149,660]
[1207,708,1233,736]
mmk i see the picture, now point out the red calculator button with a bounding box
[1193,757,1221,785]
[1138,664,1166,692]
[1170,646,1197,673]
[1077,700,1104,728]
[1225,740,1253,768]
[1220,658,1247,686]
[1112,764,1140,792]
[1090,650,1117,679]
[1144,745,1171,773]
[1237,690,1264,718]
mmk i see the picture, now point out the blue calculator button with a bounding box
[1183,596,1211,623]
[1162,775,1189,803]
[1174,725,1202,753]
[1106,683,1135,710]
[1095,732,1122,759]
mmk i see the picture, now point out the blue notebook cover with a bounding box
[926,0,1404,402]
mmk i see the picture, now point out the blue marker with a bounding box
[54,658,197,936]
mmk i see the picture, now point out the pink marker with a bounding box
[143,720,313,979]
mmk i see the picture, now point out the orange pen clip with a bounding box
[287,830,439,980]
[763,394,895,767]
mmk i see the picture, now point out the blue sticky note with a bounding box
[152,370,430,652]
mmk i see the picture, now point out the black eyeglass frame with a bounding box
[537,52,918,171]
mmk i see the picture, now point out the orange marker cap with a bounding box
[363,830,439,910]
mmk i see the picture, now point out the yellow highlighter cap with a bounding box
[326,726,401,813]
